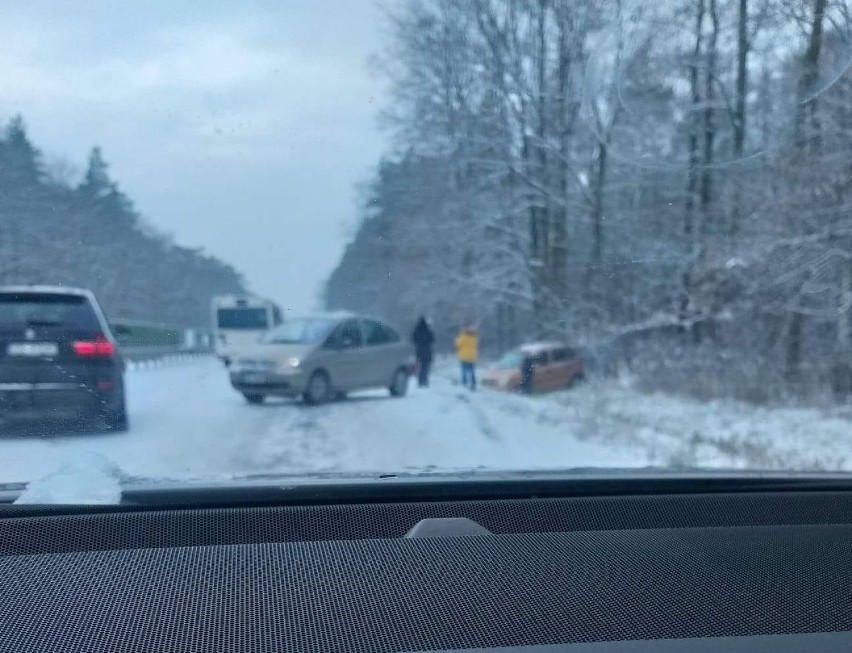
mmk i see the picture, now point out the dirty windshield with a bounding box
[1,0,851,504]
[262,319,336,345]
[496,352,525,370]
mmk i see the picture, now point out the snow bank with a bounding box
[15,453,124,504]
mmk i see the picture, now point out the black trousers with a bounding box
[417,357,432,387]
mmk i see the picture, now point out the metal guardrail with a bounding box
[121,346,201,361]
[121,347,212,369]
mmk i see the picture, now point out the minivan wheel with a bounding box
[389,368,409,397]
[243,393,265,405]
[304,371,332,405]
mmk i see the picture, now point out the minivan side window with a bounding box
[552,348,576,362]
[532,351,549,365]
[325,319,363,349]
[364,319,400,345]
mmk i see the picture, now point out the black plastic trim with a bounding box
[6,471,852,516]
[427,631,852,653]
[119,472,852,508]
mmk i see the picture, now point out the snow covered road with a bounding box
[0,357,638,488]
[3,356,852,497]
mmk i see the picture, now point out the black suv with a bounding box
[0,286,128,432]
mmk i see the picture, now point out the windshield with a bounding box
[2,0,852,504]
[261,319,336,345]
[495,351,524,370]
[217,309,268,330]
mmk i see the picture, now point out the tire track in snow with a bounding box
[453,392,500,441]
[231,399,350,474]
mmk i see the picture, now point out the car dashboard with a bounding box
[1,475,852,652]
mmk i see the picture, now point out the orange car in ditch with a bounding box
[482,342,584,394]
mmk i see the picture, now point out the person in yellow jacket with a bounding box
[455,324,479,391]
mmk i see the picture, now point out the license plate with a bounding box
[242,372,268,384]
[7,342,59,357]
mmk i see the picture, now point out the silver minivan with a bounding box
[229,313,413,404]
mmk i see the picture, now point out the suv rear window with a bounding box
[0,293,101,331]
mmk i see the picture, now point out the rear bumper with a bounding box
[0,383,123,422]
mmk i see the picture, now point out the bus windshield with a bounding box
[217,308,268,330]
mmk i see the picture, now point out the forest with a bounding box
[0,116,245,328]
[326,0,852,403]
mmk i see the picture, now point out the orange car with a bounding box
[482,342,584,394]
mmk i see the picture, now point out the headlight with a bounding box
[276,358,301,372]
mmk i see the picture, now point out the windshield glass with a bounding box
[217,309,268,330]
[2,0,852,504]
[0,294,100,331]
[495,351,524,370]
[262,319,336,345]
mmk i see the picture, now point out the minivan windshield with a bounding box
[261,319,336,345]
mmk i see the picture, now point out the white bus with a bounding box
[212,295,282,365]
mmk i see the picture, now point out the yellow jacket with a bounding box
[456,331,479,363]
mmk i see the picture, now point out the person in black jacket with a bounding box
[411,316,435,387]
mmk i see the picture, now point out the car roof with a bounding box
[292,311,354,322]
[518,341,568,354]
[290,311,398,323]
[0,285,95,299]
[284,312,402,332]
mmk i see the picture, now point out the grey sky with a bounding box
[0,0,387,313]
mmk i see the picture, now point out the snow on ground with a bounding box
[4,356,852,502]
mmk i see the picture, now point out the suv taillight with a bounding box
[73,334,116,358]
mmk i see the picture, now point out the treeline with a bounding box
[0,116,245,327]
[326,0,852,403]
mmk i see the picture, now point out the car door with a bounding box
[363,319,404,386]
[531,351,555,391]
[563,346,583,383]
[321,319,366,390]
[549,347,580,388]
[546,347,570,389]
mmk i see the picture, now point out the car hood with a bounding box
[483,367,520,388]
[232,343,315,363]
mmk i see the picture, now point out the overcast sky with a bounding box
[0,0,388,313]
